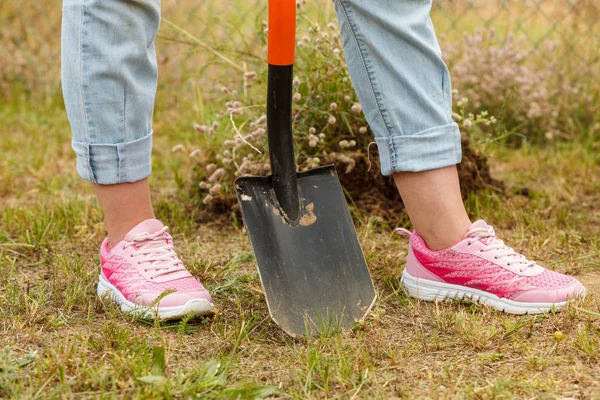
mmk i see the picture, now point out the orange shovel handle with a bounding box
[268,0,296,66]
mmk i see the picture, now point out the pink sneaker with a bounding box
[97,219,214,320]
[397,220,586,314]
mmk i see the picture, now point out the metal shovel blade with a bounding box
[235,165,377,337]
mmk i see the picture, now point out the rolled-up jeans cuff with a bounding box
[375,123,462,175]
[72,130,153,185]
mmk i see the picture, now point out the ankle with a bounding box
[94,179,156,250]
[418,220,470,251]
[106,214,155,250]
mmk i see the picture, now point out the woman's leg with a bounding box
[61,0,213,319]
[61,0,159,247]
[333,0,585,312]
[332,0,469,250]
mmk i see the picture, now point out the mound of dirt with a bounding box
[196,137,503,225]
[333,137,504,224]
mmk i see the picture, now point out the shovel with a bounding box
[234,0,376,337]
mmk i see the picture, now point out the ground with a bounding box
[1,100,600,399]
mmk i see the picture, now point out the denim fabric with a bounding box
[61,0,460,184]
[334,0,461,175]
[61,0,160,184]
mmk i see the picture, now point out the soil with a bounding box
[196,137,504,225]
[334,137,504,223]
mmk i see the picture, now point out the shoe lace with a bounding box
[465,224,536,273]
[124,226,187,280]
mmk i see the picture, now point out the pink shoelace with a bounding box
[123,226,187,281]
[465,224,537,273]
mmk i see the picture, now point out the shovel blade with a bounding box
[235,165,376,337]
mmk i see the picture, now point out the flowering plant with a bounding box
[187,17,371,206]
[177,10,504,211]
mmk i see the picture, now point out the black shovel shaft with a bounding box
[267,64,300,221]
[266,0,299,222]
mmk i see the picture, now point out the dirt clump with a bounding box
[334,137,504,224]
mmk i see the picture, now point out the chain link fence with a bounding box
[432,0,599,65]
[1,0,598,98]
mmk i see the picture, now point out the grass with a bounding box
[2,91,600,399]
[2,0,600,398]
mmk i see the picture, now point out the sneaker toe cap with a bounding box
[137,289,213,307]
[511,279,585,304]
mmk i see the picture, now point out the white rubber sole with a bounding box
[401,270,585,315]
[97,275,215,321]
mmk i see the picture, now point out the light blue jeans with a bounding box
[61,0,461,184]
